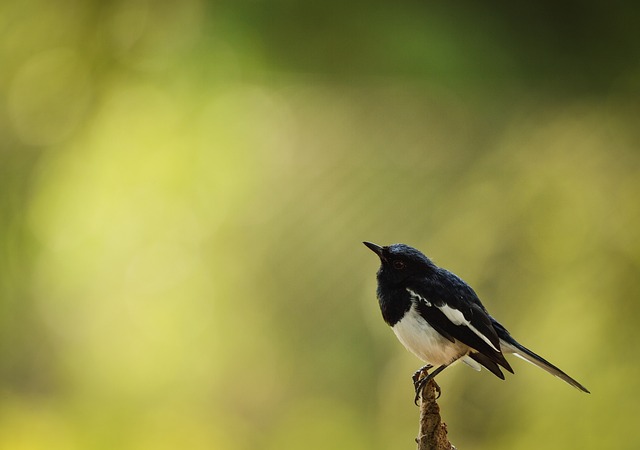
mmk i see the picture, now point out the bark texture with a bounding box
[415,375,455,450]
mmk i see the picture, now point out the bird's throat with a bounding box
[377,286,412,327]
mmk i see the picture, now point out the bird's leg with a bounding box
[413,364,447,405]
[411,364,433,386]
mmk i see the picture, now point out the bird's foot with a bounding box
[412,365,437,405]
[412,365,444,405]
[411,364,433,386]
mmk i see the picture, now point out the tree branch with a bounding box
[415,375,455,450]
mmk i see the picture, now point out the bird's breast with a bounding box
[391,303,468,366]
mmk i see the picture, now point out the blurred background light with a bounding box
[1,1,639,449]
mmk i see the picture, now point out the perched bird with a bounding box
[363,242,589,403]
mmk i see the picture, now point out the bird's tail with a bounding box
[494,322,590,393]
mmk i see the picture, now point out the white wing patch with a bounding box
[405,287,500,353]
[438,304,500,352]
[406,288,431,306]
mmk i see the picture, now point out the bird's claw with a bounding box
[412,364,441,405]
[412,364,433,385]
[413,381,425,405]
[412,365,435,405]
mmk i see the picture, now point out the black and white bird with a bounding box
[363,242,589,403]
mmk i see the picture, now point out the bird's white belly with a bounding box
[392,305,468,366]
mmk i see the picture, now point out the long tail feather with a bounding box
[500,338,590,393]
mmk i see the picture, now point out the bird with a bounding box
[363,241,590,403]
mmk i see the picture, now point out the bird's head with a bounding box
[363,242,436,285]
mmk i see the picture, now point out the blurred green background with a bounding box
[1,1,639,449]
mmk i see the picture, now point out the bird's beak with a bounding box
[363,241,385,259]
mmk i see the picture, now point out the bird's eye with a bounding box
[393,260,405,270]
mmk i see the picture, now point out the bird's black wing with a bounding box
[407,269,513,373]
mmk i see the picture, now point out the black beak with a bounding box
[363,241,385,259]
